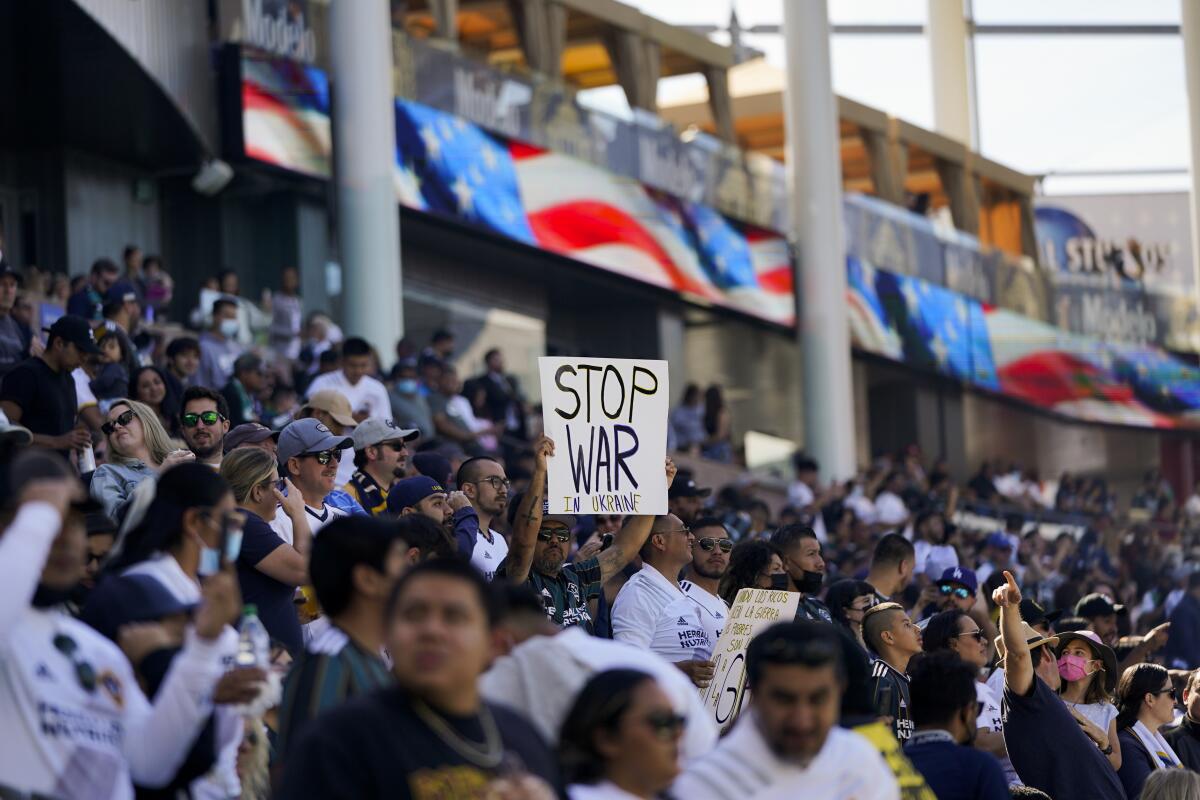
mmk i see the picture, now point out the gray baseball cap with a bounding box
[352,418,419,451]
[277,418,353,464]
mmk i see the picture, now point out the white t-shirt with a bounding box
[913,540,960,578]
[611,565,695,650]
[1064,699,1118,733]
[977,680,1020,785]
[471,528,509,582]
[787,480,828,542]
[672,709,899,800]
[569,782,642,800]
[305,371,391,422]
[72,367,97,412]
[874,491,908,527]
[649,597,714,663]
[270,503,346,545]
[680,579,728,651]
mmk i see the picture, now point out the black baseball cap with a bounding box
[669,476,712,500]
[1075,593,1125,619]
[0,262,21,285]
[1019,598,1063,628]
[44,315,102,354]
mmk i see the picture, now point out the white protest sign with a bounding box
[702,588,800,732]
[538,357,669,516]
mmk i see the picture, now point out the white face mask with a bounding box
[219,319,240,338]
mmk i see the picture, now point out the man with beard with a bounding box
[903,652,1007,800]
[680,517,732,647]
[343,418,419,516]
[180,386,230,468]
[453,456,512,581]
[500,439,675,634]
[772,525,833,623]
[387,476,453,530]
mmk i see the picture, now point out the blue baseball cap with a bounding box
[984,532,1014,551]
[387,476,447,515]
[935,566,978,593]
[277,418,353,465]
[81,573,198,642]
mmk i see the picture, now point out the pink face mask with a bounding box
[1058,654,1093,683]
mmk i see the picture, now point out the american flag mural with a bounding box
[240,52,1200,431]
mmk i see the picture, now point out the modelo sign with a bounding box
[223,0,318,64]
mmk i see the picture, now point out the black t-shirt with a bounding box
[278,687,562,800]
[235,510,302,654]
[1002,674,1126,800]
[0,315,28,378]
[0,356,77,441]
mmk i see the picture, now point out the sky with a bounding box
[582,0,1191,196]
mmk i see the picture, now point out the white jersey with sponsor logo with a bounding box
[648,597,714,662]
[471,529,509,582]
[0,503,225,800]
[679,579,727,651]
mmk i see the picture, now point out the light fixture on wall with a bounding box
[192,159,234,196]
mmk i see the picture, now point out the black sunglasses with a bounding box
[181,410,225,428]
[1153,687,1179,701]
[53,633,97,693]
[954,629,987,643]
[697,537,733,553]
[538,528,571,543]
[383,441,408,452]
[940,584,972,600]
[472,476,511,492]
[305,450,342,465]
[642,711,687,740]
[101,409,135,436]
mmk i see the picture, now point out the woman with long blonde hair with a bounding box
[89,398,194,521]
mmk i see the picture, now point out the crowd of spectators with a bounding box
[7,249,1200,798]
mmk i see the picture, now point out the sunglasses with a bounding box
[472,476,511,492]
[101,409,136,435]
[1153,688,1179,701]
[383,442,408,452]
[53,633,97,692]
[697,537,733,553]
[181,410,225,428]
[305,450,342,465]
[939,584,972,600]
[660,527,692,537]
[954,629,987,643]
[537,528,571,543]
[642,711,687,740]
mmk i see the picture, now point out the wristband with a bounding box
[1101,744,1113,756]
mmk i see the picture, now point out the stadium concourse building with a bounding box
[1,0,1197,497]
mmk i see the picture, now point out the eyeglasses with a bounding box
[537,528,571,543]
[697,537,733,553]
[472,476,511,492]
[101,409,135,436]
[642,711,687,740]
[954,629,987,643]
[939,584,972,600]
[305,450,342,465]
[383,442,408,452]
[53,633,97,693]
[181,410,225,428]
[1153,688,1179,701]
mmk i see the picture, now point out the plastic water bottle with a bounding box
[236,605,269,668]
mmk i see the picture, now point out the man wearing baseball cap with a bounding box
[386,476,452,528]
[276,418,353,536]
[0,314,99,457]
[344,418,419,516]
[994,570,1125,799]
[223,422,280,455]
[667,472,710,526]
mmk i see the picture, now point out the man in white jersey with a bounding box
[452,456,510,580]
[0,452,241,799]
[612,514,714,688]
[273,418,352,539]
[673,622,899,800]
[679,516,731,648]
